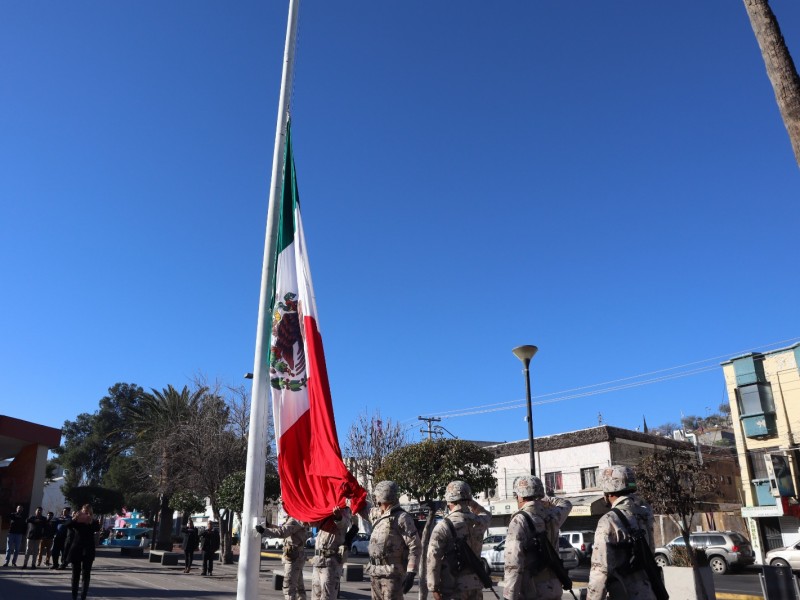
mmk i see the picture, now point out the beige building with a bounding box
[722,343,800,563]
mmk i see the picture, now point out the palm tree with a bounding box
[743,0,800,167]
[127,384,206,550]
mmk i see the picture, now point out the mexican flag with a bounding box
[269,123,366,522]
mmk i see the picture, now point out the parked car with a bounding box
[653,531,754,575]
[482,534,507,552]
[557,536,580,571]
[350,533,370,556]
[479,536,579,574]
[765,540,800,570]
[560,530,595,562]
[305,534,317,548]
[263,536,284,550]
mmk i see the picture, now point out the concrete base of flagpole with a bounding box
[272,574,284,590]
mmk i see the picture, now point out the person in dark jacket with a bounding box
[66,504,100,600]
[51,507,72,570]
[198,521,221,576]
[22,506,47,569]
[37,511,56,566]
[181,520,200,573]
[3,505,27,567]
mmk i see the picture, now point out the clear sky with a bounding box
[2,1,799,448]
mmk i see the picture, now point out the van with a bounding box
[560,530,595,561]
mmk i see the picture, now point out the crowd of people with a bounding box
[4,467,659,600]
[4,503,100,600]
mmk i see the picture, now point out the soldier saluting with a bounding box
[361,480,421,600]
[426,481,491,600]
[586,465,657,600]
[503,476,572,600]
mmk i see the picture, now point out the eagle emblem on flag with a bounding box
[270,292,307,391]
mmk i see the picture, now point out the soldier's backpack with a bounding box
[609,508,669,600]
[442,517,496,595]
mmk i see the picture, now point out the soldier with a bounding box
[426,481,491,600]
[361,480,421,600]
[311,505,352,600]
[503,476,572,600]
[257,509,311,600]
[586,465,656,600]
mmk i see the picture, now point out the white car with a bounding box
[350,533,370,556]
[482,534,507,552]
[479,537,579,574]
[263,536,284,550]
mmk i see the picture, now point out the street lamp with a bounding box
[512,345,538,476]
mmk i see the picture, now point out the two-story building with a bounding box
[722,343,800,562]
[478,425,742,546]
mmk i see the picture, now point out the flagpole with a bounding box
[237,0,300,598]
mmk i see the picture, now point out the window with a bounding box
[749,448,779,480]
[544,471,563,492]
[581,467,599,489]
[736,383,775,416]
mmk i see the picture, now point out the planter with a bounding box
[662,565,716,600]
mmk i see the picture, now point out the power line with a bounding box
[417,335,800,422]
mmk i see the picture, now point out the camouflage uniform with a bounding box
[263,517,310,600]
[311,508,352,600]
[427,481,491,600]
[587,466,656,600]
[503,476,572,600]
[362,481,422,600]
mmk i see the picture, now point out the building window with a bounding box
[748,448,779,480]
[581,467,599,490]
[544,471,563,492]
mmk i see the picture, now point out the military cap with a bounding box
[513,475,545,499]
[444,480,472,502]
[374,480,400,504]
[599,465,637,494]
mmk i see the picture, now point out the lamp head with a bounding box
[512,345,538,365]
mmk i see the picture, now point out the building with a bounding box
[722,343,800,563]
[478,425,742,546]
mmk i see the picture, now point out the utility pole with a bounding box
[418,416,441,440]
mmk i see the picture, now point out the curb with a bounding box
[716,595,762,600]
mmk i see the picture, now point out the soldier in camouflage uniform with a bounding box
[257,512,310,600]
[360,481,421,600]
[426,481,491,600]
[311,506,352,600]
[586,465,657,600]
[503,475,572,600]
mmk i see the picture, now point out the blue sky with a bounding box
[2,1,799,448]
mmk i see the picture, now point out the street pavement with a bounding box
[0,547,765,600]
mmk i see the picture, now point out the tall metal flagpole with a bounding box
[236,1,300,598]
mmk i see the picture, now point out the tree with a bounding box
[636,447,719,600]
[55,383,143,487]
[63,485,125,516]
[376,439,496,600]
[650,421,679,437]
[344,409,408,491]
[126,384,206,550]
[169,490,206,524]
[743,0,800,167]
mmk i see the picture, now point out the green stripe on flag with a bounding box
[270,121,300,312]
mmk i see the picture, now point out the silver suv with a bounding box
[654,531,755,575]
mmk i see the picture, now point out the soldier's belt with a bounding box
[315,549,339,558]
[369,556,388,566]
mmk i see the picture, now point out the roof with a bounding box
[0,415,62,461]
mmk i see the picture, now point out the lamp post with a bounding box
[512,345,538,476]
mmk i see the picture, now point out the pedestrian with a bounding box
[502,476,572,600]
[198,521,220,576]
[311,505,352,600]
[586,465,657,600]
[426,481,491,600]
[3,504,27,567]
[65,504,100,600]
[256,506,311,600]
[361,480,421,600]
[180,519,200,573]
[51,507,73,569]
[37,511,56,566]
[22,506,47,569]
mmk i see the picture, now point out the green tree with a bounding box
[126,384,206,550]
[377,439,496,600]
[218,467,281,538]
[169,490,206,524]
[636,447,719,599]
[63,485,125,516]
[55,382,143,487]
[743,0,800,167]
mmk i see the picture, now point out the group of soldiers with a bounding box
[260,465,659,600]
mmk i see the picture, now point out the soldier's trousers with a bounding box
[283,554,307,600]
[370,574,404,600]
[531,577,562,600]
[311,556,342,600]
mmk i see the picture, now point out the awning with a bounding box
[566,494,607,517]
